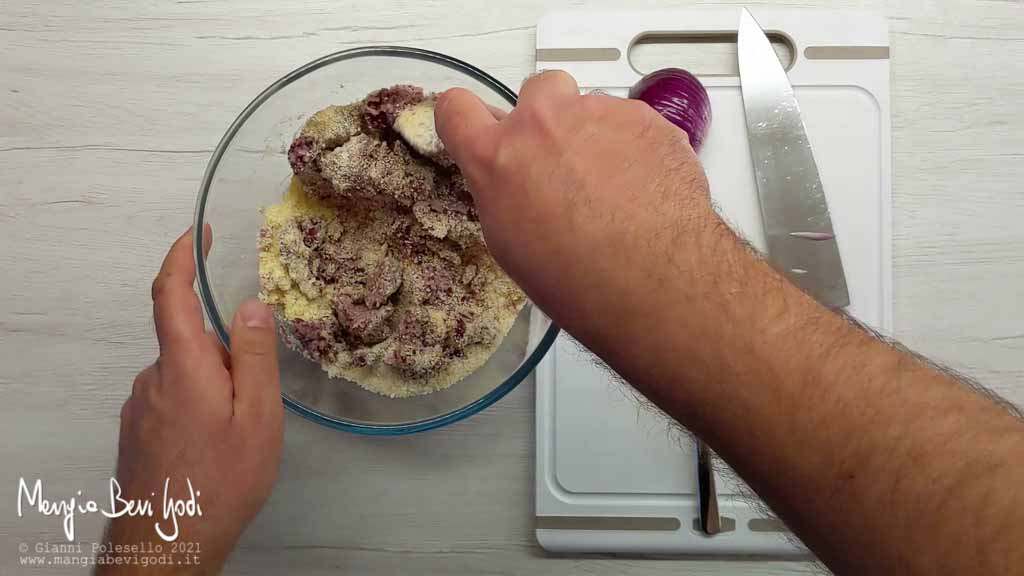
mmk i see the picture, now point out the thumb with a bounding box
[229,299,281,419]
[434,88,499,179]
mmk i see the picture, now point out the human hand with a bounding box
[98,226,283,575]
[434,72,716,353]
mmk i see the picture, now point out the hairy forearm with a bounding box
[558,211,1024,575]
[433,76,1023,573]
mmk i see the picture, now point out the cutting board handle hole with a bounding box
[628,33,794,77]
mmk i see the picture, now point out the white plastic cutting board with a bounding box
[533,7,892,555]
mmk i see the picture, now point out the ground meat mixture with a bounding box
[258,86,525,398]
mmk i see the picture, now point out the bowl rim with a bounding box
[193,46,561,435]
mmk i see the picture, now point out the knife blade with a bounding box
[738,8,850,308]
[696,438,721,535]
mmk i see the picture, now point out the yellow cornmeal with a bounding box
[259,178,334,322]
[326,300,520,399]
[259,177,526,398]
[262,88,526,398]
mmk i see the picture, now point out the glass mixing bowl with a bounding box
[194,46,558,435]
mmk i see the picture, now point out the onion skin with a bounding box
[629,68,712,153]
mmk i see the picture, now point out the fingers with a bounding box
[131,363,159,397]
[119,398,133,430]
[435,88,500,173]
[228,299,281,420]
[198,222,213,260]
[207,331,230,368]
[125,363,158,429]
[152,225,213,356]
[519,70,580,105]
[485,104,509,121]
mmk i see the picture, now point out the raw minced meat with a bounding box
[259,86,525,398]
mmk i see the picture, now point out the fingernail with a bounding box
[238,299,273,329]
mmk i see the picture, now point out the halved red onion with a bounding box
[629,68,712,153]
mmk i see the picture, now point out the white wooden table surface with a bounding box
[2,1,1022,574]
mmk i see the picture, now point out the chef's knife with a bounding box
[738,8,850,308]
[695,10,852,534]
[696,438,721,535]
